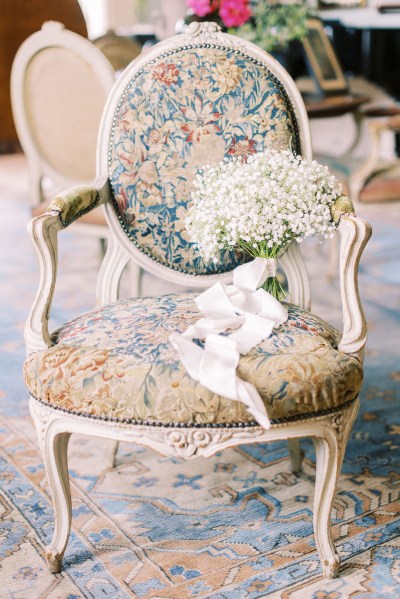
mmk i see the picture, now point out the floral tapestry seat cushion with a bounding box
[109,45,299,276]
[24,293,363,426]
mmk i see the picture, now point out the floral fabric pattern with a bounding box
[24,294,363,425]
[109,46,299,275]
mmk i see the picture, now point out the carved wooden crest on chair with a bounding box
[23,22,371,579]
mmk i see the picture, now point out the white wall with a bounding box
[79,0,187,40]
[159,0,187,39]
[78,0,108,38]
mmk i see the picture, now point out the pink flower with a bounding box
[219,0,251,28]
[187,0,213,17]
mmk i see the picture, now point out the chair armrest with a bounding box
[24,178,110,353]
[47,180,110,227]
[331,195,355,225]
[337,214,372,357]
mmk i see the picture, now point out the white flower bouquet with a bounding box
[186,149,343,299]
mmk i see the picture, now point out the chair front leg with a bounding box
[30,399,72,573]
[43,428,72,573]
[313,433,341,578]
[312,400,359,578]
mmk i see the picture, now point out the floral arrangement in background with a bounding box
[186,0,252,28]
[186,150,342,299]
[232,0,309,53]
[185,0,309,53]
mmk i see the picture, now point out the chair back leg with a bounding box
[288,438,305,473]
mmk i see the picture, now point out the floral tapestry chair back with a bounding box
[98,22,312,285]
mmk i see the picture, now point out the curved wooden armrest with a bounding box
[331,195,354,225]
[24,178,110,354]
[338,214,372,357]
[47,179,110,227]
[25,212,62,353]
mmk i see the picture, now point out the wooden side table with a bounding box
[303,93,370,119]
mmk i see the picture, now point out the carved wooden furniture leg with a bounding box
[288,438,305,473]
[44,428,72,573]
[111,440,119,468]
[31,401,72,574]
[313,400,359,578]
[99,236,107,258]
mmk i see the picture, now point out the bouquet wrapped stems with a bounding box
[262,272,286,301]
[237,239,286,300]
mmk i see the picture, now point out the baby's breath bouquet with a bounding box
[186,150,343,300]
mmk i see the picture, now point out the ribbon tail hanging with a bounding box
[170,332,271,429]
[169,258,289,430]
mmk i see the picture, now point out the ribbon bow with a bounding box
[169,257,288,429]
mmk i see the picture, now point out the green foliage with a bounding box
[230,1,309,52]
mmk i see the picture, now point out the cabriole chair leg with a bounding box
[312,401,358,578]
[42,427,72,573]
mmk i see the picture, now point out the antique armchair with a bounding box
[23,23,371,579]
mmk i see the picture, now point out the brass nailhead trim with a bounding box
[30,392,356,430]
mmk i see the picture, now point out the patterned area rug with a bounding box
[0,154,399,598]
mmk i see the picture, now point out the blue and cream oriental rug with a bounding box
[0,154,399,597]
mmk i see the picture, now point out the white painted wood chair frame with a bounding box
[349,114,400,203]
[25,23,372,579]
[11,21,115,241]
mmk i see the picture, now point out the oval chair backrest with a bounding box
[98,23,312,281]
[92,30,142,72]
[11,21,115,193]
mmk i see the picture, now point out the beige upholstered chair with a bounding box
[11,21,115,239]
[92,29,141,72]
[23,23,371,579]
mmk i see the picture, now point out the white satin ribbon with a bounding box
[169,257,288,429]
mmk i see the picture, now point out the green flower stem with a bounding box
[262,276,286,301]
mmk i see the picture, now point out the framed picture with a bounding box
[301,18,348,95]
[319,0,366,7]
